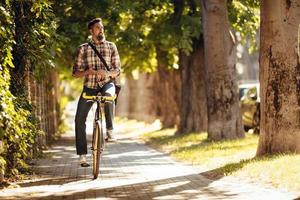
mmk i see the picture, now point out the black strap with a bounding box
[88,42,110,71]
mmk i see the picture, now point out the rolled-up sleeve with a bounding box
[111,43,121,75]
[72,46,85,76]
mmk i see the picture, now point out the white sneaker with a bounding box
[79,155,90,167]
[105,130,117,142]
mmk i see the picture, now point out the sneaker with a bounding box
[79,155,90,167]
[105,130,117,142]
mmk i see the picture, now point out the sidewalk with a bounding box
[0,102,298,200]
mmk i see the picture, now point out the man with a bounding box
[72,18,121,167]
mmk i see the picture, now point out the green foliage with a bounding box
[15,0,59,81]
[52,0,259,74]
[52,1,195,73]
[228,0,260,53]
[0,0,56,178]
[117,1,202,71]
[52,0,260,75]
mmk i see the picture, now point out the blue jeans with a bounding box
[75,82,115,155]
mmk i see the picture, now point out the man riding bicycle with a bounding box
[72,18,121,167]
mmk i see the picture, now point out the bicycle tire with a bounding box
[92,121,103,179]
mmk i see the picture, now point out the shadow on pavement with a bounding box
[0,173,235,200]
[1,132,298,200]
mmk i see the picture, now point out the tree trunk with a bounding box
[132,73,157,122]
[257,0,300,155]
[39,79,47,147]
[119,74,156,123]
[44,70,60,143]
[201,0,244,140]
[154,48,181,128]
[10,0,31,97]
[115,77,130,117]
[177,39,208,134]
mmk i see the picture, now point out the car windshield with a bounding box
[238,82,260,100]
[243,84,260,102]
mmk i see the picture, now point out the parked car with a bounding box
[238,82,258,100]
[239,82,260,134]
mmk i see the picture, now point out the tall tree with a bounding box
[178,38,208,133]
[176,0,208,134]
[201,0,244,140]
[257,0,300,155]
[154,48,181,128]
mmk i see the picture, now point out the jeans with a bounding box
[75,82,115,155]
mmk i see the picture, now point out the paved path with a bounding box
[0,102,299,200]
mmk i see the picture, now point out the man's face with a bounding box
[90,22,104,40]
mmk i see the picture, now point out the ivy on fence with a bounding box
[0,0,59,179]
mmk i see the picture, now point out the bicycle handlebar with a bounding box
[82,92,116,101]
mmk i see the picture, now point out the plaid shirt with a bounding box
[72,39,121,89]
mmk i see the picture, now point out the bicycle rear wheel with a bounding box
[92,121,104,179]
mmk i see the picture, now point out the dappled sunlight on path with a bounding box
[0,100,298,200]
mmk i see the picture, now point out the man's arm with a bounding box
[72,46,86,78]
[73,69,109,79]
[72,70,87,78]
[109,43,121,79]
[73,69,96,78]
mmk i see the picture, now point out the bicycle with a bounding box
[82,92,116,179]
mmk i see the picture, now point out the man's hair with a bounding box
[88,18,102,29]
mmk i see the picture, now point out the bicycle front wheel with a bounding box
[92,121,104,179]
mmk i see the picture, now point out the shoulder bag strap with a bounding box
[88,42,110,71]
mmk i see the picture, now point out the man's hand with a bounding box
[85,69,97,76]
[73,69,112,80]
[85,69,107,79]
[96,69,108,80]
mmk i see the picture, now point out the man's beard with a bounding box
[97,34,104,41]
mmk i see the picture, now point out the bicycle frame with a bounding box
[93,100,103,150]
[82,92,116,179]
